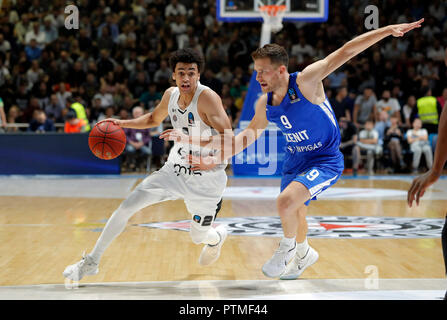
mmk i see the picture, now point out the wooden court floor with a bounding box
[0,175,445,288]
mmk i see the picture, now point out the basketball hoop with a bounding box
[259,4,287,33]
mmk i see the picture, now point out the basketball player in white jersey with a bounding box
[63,48,233,281]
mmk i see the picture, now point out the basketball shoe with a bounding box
[279,246,319,280]
[63,252,99,281]
[262,241,297,278]
[198,225,227,266]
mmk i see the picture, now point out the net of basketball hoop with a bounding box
[258,1,287,46]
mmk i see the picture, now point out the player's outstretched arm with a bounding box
[100,87,172,129]
[218,94,270,160]
[298,19,424,86]
[408,105,447,207]
[162,94,269,170]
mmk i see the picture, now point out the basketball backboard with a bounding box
[216,0,328,22]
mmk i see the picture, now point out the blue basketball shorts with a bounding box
[281,164,343,206]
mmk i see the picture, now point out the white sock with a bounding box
[296,238,309,258]
[205,228,220,246]
[280,236,296,248]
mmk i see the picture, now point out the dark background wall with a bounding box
[0,133,120,174]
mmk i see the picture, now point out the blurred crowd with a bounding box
[0,0,446,174]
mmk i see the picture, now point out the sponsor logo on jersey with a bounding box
[193,215,201,223]
[172,115,177,122]
[284,130,310,143]
[173,163,202,176]
[287,87,300,103]
[291,141,323,153]
[135,216,444,239]
[188,112,195,125]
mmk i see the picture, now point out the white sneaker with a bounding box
[279,246,319,280]
[262,242,297,278]
[63,252,99,281]
[198,225,228,266]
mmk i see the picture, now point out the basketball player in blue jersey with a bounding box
[162,19,424,280]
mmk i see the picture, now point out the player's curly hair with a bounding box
[169,48,204,73]
[251,43,289,67]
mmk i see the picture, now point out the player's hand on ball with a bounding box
[187,154,218,171]
[97,118,123,127]
[160,129,189,144]
[389,18,423,37]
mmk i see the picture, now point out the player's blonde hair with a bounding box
[251,43,289,67]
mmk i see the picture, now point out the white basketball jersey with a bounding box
[167,82,226,173]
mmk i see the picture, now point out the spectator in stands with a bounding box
[97,105,118,122]
[216,66,234,85]
[437,88,447,110]
[69,61,87,89]
[357,120,383,175]
[417,59,440,90]
[96,49,116,78]
[123,106,151,170]
[376,89,402,123]
[6,105,21,132]
[339,117,360,176]
[97,15,120,43]
[402,95,418,129]
[42,16,58,45]
[13,13,31,45]
[417,86,442,150]
[118,108,129,121]
[291,36,314,65]
[384,116,405,173]
[28,109,55,133]
[140,83,162,110]
[130,71,150,99]
[327,69,347,92]
[153,60,172,87]
[15,81,30,111]
[0,33,11,54]
[22,97,41,123]
[330,86,350,121]
[26,60,44,89]
[427,39,445,62]
[406,118,433,174]
[64,109,86,134]
[35,81,51,111]
[353,86,377,128]
[0,54,10,88]
[45,94,64,123]
[201,69,222,96]
[25,21,45,48]
[55,82,71,108]
[0,97,7,133]
[165,0,187,17]
[374,110,390,146]
[93,85,114,109]
[68,95,91,131]
[24,38,42,61]
[82,73,99,104]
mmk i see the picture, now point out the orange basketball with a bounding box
[88,121,126,160]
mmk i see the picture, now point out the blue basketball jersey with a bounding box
[266,72,344,174]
